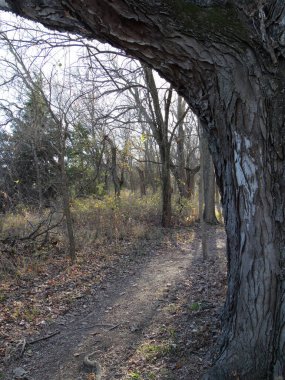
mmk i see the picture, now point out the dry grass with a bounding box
[72,191,161,248]
[0,191,198,279]
[73,190,198,248]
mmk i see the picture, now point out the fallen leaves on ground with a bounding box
[0,239,133,363]
[1,224,227,380]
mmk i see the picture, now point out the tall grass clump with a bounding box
[72,190,198,250]
[72,191,162,249]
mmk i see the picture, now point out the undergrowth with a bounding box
[0,190,198,279]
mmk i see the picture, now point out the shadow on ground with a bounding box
[4,224,226,380]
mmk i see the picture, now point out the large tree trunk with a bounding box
[206,91,285,379]
[3,1,285,378]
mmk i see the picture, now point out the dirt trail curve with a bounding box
[5,225,226,380]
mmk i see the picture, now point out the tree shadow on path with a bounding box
[4,225,227,380]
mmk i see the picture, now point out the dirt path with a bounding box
[4,225,226,380]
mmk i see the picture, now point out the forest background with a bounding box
[0,12,220,263]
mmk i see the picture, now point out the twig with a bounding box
[108,323,120,331]
[20,216,63,241]
[19,338,26,357]
[28,330,60,345]
[0,211,63,246]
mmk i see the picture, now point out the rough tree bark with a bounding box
[3,1,285,379]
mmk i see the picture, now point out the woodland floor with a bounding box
[1,224,226,380]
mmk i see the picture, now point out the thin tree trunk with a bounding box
[32,143,43,211]
[172,162,200,199]
[176,96,188,198]
[104,136,121,197]
[129,158,136,193]
[143,67,173,226]
[185,165,200,199]
[200,124,218,224]
[160,145,172,227]
[147,144,158,193]
[59,153,76,263]
[136,167,146,197]
[199,122,208,260]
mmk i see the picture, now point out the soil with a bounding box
[2,224,226,380]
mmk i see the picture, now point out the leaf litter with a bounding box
[1,224,226,379]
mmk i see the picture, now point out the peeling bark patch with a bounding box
[234,132,258,222]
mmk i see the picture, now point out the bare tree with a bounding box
[103,135,124,197]
[84,53,193,226]
[0,27,78,261]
